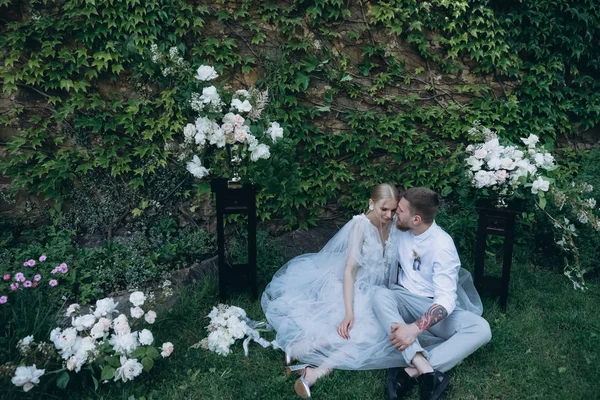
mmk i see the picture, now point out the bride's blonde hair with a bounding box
[369,184,399,207]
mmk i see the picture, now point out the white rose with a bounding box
[194,65,218,81]
[494,170,508,182]
[250,144,270,162]
[531,177,550,194]
[231,98,252,113]
[129,291,146,307]
[66,356,78,371]
[138,329,154,345]
[267,122,284,142]
[486,156,502,170]
[114,356,143,382]
[144,310,157,324]
[521,134,539,148]
[499,158,516,170]
[11,365,45,392]
[474,148,487,159]
[113,314,131,335]
[235,89,249,98]
[233,125,249,143]
[183,123,196,143]
[161,342,174,358]
[66,303,80,317]
[130,306,144,319]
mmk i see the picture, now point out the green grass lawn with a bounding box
[56,260,599,400]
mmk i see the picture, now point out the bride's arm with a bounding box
[337,260,359,339]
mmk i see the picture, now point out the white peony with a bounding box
[267,122,284,142]
[129,291,146,307]
[231,98,252,113]
[50,327,79,359]
[90,318,110,339]
[250,143,270,162]
[195,65,219,81]
[11,365,45,392]
[93,298,118,318]
[161,342,174,358]
[144,310,157,324]
[186,155,210,179]
[138,329,154,345]
[114,356,143,383]
[109,332,139,355]
[130,306,144,319]
[66,303,80,317]
[531,177,550,194]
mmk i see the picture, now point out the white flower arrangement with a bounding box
[464,122,600,290]
[465,121,557,206]
[150,44,284,181]
[192,304,280,357]
[10,291,173,392]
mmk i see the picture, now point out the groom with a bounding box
[373,187,492,400]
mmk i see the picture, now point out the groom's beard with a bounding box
[395,220,410,231]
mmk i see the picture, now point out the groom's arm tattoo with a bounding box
[415,304,448,331]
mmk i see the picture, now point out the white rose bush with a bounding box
[7,291,174,393]
[464,122,600,290]
[150,45,284,182]
[192,304,279,357]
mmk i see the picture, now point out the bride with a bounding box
[261,184,405,398]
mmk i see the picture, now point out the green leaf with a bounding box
[92,374,99,391]
[146,346,160,359]
[131,346,147,359]
[101,365,116,381]
[141,356,155,372]
[56,371,70,389]
[107,355,121,368]
[538,196,547,210]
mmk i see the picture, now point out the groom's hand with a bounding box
[390,323,421,350]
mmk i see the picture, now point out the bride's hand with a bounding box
[337,314,355,339]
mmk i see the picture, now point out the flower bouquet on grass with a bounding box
[464,122,600,290]
[191,304,279,357]
[150,45,285,183]
[3,291,173,393]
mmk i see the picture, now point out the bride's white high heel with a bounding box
[294,368,312,399]
[285,352,294,366]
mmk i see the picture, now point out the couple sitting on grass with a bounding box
[262,185,491,400]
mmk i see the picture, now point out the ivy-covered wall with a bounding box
[1,0,599,231]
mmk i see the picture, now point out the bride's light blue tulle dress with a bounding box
[261,214,408,370]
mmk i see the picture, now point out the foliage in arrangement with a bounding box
[463,123,600,289]
[4,291,173,394]
[150,45,285,182]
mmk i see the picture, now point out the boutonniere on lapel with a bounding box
[412,249,421,271]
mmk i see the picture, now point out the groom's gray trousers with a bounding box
[372,285,492,372]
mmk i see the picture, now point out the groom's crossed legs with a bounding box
[372,285,491,373]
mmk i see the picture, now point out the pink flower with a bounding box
[23,281,32,288]
[27,260,36,267]
[61,296,67,301]
[60,265,68,273]
[49,280,58,287]
[32,282,38,288]
[33,274,41,282]
[23,262,28,267]
[3,274,10,280]
[39,255,47,262]
[10,283,19,291]
[15,273,25,282]
[51,267,58,274]
[0,296,7,304]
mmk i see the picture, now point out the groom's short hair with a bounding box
[401,187,440,223]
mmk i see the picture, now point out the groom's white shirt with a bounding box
[395,222,460,315]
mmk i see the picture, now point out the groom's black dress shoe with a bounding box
[384,368,417,400]
[418,370,450,400]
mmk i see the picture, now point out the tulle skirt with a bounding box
[262,252,412,370]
